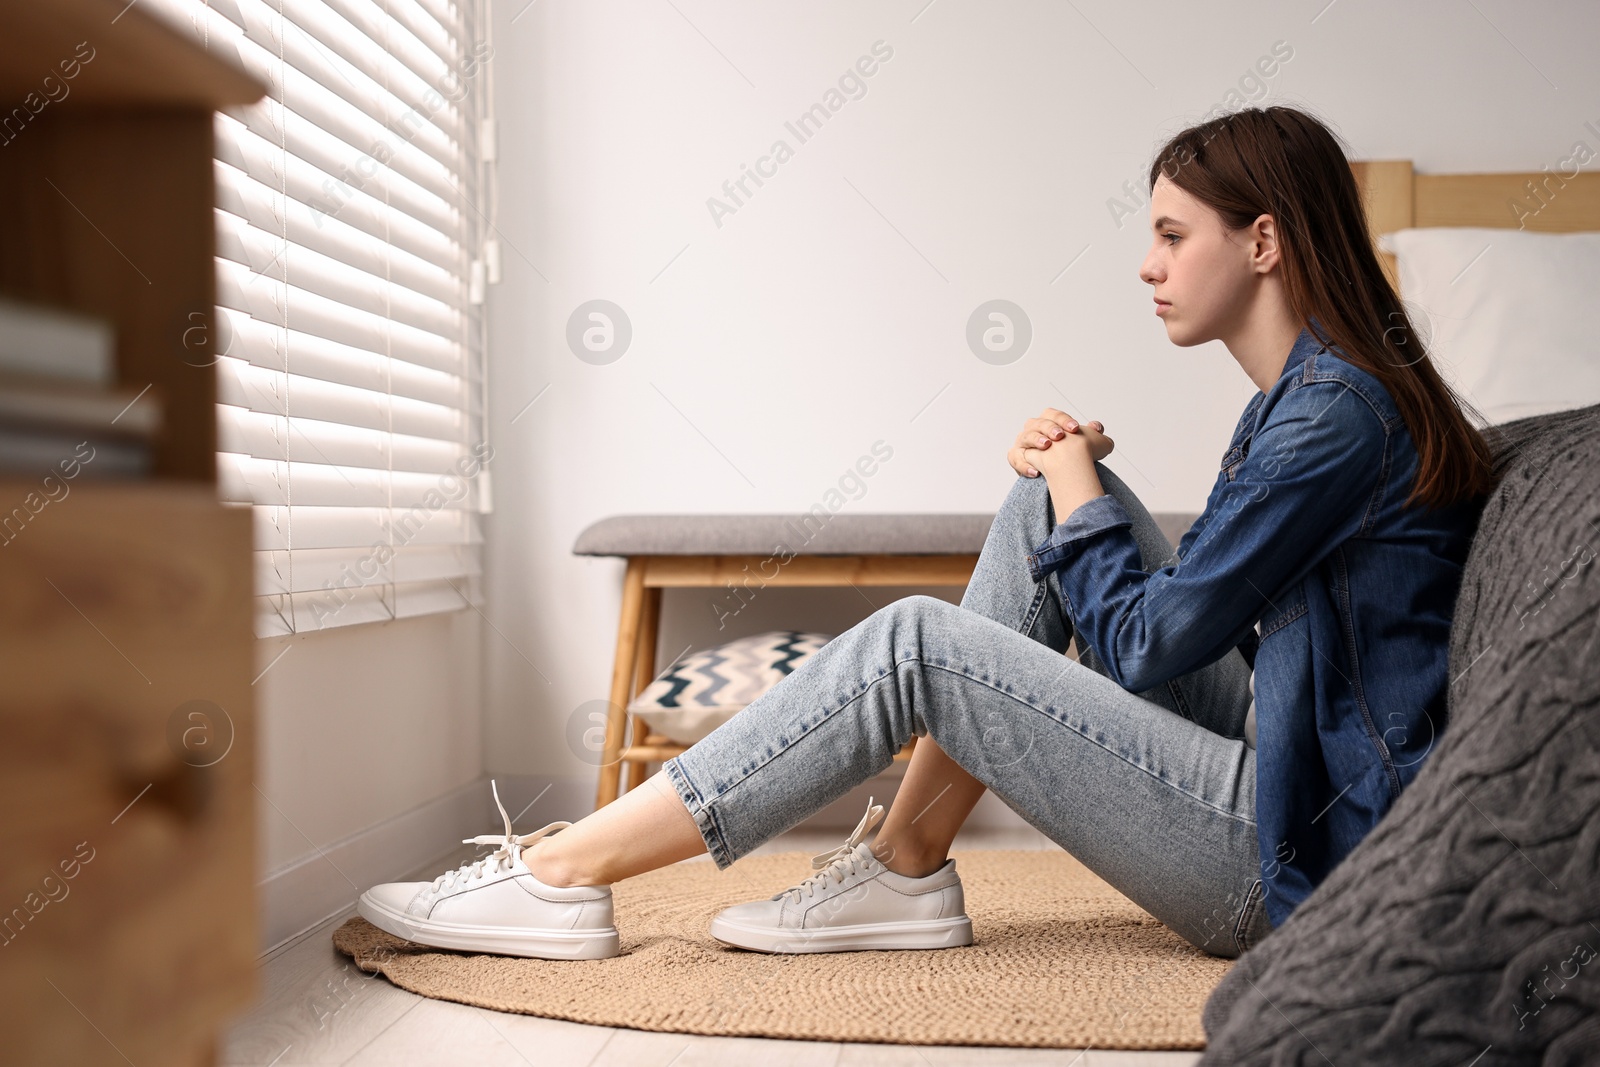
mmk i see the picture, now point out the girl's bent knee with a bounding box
[876,594,952,632]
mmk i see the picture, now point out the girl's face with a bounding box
[1139,175,1268,348]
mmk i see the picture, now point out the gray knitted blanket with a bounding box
[1200,402,1600,1066]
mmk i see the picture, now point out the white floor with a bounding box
[220,823,1203,1067]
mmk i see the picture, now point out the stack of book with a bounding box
[0,296,161,479]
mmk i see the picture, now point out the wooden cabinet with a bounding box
[0,2,265,1063]
[0,489,255,1065]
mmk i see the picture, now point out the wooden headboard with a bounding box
[1352,159,1600,291]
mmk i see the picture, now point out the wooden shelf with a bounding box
[0,0,266,481]
[0,0,264,107]
[0,6,266,1065]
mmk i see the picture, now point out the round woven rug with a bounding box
[332,849,1232,1049]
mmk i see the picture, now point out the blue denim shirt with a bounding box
[1025,323,1484,927]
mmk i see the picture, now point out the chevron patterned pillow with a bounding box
[627,630,834,745]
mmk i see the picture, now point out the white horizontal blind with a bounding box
[160,0,492,636]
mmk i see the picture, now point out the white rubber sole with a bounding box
[709,913,973,953]
[357,892,620,960]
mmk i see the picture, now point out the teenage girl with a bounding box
[359,104,1494,962]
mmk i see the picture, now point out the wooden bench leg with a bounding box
[620,584,661,796]
[596,558,647,808]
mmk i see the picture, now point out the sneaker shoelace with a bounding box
[772,796,886,903]
[430,780,572,894]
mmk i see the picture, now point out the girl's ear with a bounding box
[1251,213,1282,274]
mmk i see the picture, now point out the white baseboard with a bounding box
[255,767,1034,956]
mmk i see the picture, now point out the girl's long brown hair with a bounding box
[1148,105,1497,510]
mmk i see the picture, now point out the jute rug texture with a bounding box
[332,849,1232,1049]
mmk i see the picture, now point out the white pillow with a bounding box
[628,630,833,745]
[1376,227,1600,424]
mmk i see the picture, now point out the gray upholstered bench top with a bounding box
[572,512,1201,557]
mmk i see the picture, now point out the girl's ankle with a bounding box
[872,838,946,879]
[523,840,600,888]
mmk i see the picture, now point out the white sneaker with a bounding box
[356,781,619,960]
[708,797,973,953]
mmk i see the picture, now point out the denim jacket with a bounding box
[1025,323,1485,927]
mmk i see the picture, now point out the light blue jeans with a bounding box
[662,465,1272,958]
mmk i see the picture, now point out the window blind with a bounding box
[156,0,493,637]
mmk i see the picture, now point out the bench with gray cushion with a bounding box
[572,511,1200,558]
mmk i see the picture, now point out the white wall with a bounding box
[481,0,1600,796]
[252,612,484,948]
[255,613,483,871]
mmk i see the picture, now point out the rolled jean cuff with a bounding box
[1025,493,1133,583]
[662,755,735,870]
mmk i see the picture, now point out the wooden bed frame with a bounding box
[1352,158,1600,288]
